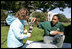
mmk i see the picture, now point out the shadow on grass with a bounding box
[64,24,71,43]
[37,40,43,42]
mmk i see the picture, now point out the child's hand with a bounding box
[24,29,27,34]
[27,33,31,38]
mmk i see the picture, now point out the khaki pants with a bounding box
[44,34,65,48]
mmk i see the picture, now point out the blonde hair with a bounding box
[15,7,28,19]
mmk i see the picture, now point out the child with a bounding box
[6,7,31,48]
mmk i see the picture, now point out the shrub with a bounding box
[31,12,48,22]
[1,9,8,21]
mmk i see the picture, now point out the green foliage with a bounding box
[31,12,48,22]
[1,1,71,12]
[57,13,70,22]
[31,1,71,12]
[1,9,8,21]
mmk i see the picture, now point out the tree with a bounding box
[1,1,71,12]
[1,9,8,21]
[31,12,48,22]
[57,13,70,22]
[31,1,71,12]
[1,1,71,21]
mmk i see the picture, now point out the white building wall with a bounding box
[48,12,58,21]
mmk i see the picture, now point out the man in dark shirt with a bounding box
[31,14,65,48]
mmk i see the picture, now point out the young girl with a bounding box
[6,7,31,48]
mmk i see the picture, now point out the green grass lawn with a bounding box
[1,23,71,48]
[1,25,44,48]
[1,26,9,48]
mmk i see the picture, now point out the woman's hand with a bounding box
[31,17,36,24]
